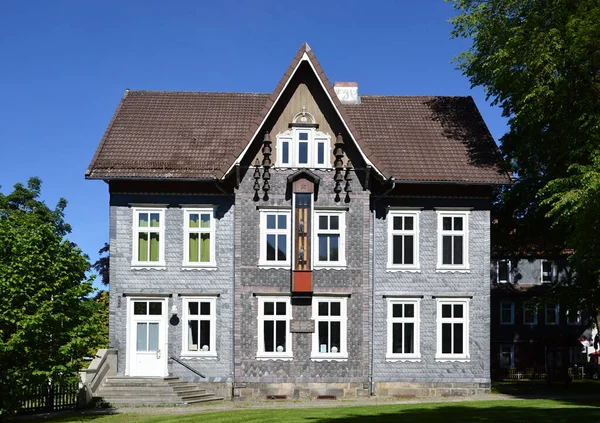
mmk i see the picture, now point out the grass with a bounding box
[14,398,600,423]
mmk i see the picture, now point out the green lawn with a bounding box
[16,398,600,423]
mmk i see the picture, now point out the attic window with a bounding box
[276,109,331,168]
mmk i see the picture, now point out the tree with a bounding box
[0,178,101,415]
[93,243,109,286]
[449,0,600,312]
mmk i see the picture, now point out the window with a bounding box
[437,211,469,270]
[314,211,346,268]
[183,208,215,267]
[545,304,559,325]
[497,259,510,283]
[276,128,331,168]
[499,344,515,368]
[541,260,554,283]
[523,304,538,325]
[312,297,347,360]
[569,346,586,365]
[259,210,291,267]
[387,211,420,271]
[257,297,292,360]
[132,208,165,267]
[500,302,515,325]
[436,299,469,361]
[386,299,421,361]
[181,297,216,357]
[566,308,581,325]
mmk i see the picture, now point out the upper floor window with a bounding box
[436,210,469,271]
[312,297,347,360]
[276,127,331,168]
[181,297,217,357]
[386,298,421,361]
[497,259,510,283]
[183,208,215,267]
[436,298,470,361]
[132,208,165,267]
[545,304,559,325]
[314,211,346,268]
[256,296,292,360]
[523,304,538,325]
[387,211,420,271]
[541,260,554,283]
[259,210,291,267]
[566,308,581,325]
[500,302,515,325]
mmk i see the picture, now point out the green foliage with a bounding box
[449,0,600,311]
[0,178,101,415]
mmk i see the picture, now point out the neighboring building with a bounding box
[490,257,593,379]
[86,43,509,399]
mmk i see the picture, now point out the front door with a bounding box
[127,298,168,377]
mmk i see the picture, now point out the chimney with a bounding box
[334,82,360,104]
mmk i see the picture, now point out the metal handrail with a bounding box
[170,356,206,378]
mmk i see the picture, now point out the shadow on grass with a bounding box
[13,408,118,422]
[307,401,600,423]
[493,379,600,404]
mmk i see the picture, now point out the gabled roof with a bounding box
[86,44,510,185]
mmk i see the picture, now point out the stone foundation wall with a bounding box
[231,381,490,400]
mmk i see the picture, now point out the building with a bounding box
[86,43,509,400]
[490,257,593,380]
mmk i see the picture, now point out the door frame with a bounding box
[125,296,169,377]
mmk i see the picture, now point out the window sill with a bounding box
[314,264,347,270]
[131,264,166,270]
[256,355,294,361]
[311,356,348,362]
[179,354,218,360]
[258,264,291,270]
[500,322,514,326]
[182,264,217,271]
[386,356,421,362]
[435,356,470,362]
[435,267,470,273]
[386,267,421,273]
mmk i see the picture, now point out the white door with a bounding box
[128,298,168,377]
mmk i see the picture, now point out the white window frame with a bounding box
[497,259,511,283]
[314,210,346,269]
[500,301,515,325]
[545,304,560,325]
[131,207,166,268]
[436,210,470,271]
[182,208,216,268]
[387,211,420,271]
[541,260,555,283]
[311,297,348,361]
[259,209,291,268]
[256,296,293,360]
[276,128,331,168]
[566,308,582,325]
[435,298,470,361]
[386,298,421,361]
[523,304,538,325]
[181,296,217,358]
[499,344,515,368]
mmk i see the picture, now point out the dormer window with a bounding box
[276,109,331,168]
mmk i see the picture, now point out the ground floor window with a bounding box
[386,298,421,361]
[312,297,348,360]
[181,297,217,357]
[256,296,292,360]
[436,298,470,361]
[500,344,514,368]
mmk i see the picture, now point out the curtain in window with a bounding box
[138,233,148,261]
[200,234,210,262]
[189,233,199,262]
[150,233,160,261]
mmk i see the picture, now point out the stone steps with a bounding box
[94,376,223,406]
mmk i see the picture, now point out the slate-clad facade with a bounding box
[87,43,509,399]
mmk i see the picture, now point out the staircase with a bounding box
[94,376,224,407]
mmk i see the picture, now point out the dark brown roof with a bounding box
[86,44,510,184]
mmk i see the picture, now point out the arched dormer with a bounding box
[275,107,332,168]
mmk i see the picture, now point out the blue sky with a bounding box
[0,0,507,291]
